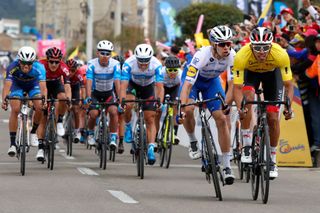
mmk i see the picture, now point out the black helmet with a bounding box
[164,56,180,68]
[112,55,125,69]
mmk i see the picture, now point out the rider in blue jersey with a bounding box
[2,46,47,157]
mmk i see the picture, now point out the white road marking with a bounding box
[59,149,65,153]
[77,167,99,176]
[55,144,61,149]
[108,190,138,204]
[2,119,9,123]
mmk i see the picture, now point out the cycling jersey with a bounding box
[121,55,163,86]
[70,69,84,86]
[39,59,70,83]
[232,43,293,84]
[162,67,181,88]
[6,60,46,87]
[86,58,120,92]
[185,46,235,85]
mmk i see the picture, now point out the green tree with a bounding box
[176,3,243,40]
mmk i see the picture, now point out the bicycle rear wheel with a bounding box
[260,123,270,204]
[204,126,222,201]
[250,129,260,200]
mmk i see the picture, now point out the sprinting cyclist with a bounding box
[84,40,121,150]
[66,59,86,143]
[36,47,71,161]
[2,46,47,156]
[233,27,294,178]
[179,25,236,184]
[119,43,164,165]
[155,56,182,145]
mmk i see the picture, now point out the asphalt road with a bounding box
[0,109,319,213]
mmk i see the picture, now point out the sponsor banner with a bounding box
[277,86,312,167]
[37,39,66,58]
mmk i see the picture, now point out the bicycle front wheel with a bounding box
[204,126,222,201]
[139,119,144,179]
[260,123,271,204]
[250,129,260,200]
[20,117,27,176]
[164,116,173,169]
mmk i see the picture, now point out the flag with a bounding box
[68,46,79,60]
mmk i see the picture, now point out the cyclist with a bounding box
[179,25,235,184]
[84,40,121,150]
[66,59,86,143]
[119,43,164,165]
[155,56,182,145]
[36,47,71,161]
[233,27,294,178]
[112,55,125,154]
[2,46,47,156]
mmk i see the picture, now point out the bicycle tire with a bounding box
[67,113,73,156]
[135,121,140,177]
[159,115,167,167]
[204,126,222,201]
[21,116,27,176]
[49,118,55,170]
[139,118,144,179]
[109,149,115,162]
[260,122,270,204]
[165,116,173,169]
[250,129,260,200]
[101,116,107,170]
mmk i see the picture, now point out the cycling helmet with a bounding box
[249,27,274,45]
[18,46,36,62]
[112,55,125,69]
[134,44,154,63]
[164,56,180,68]
[209,25,233,42]
[280,8,294,16]
[46,47,63,59]
[97,40,114,51]
[66,58,78,69]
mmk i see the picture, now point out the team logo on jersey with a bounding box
[209,58,214,62]
[192,57,200,65]
[187,66,197,77]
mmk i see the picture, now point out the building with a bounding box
[0,19,20,35]
[35,0,153,50]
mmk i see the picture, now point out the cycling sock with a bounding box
[174,125,178,135]
[30,123,39,134]
[241,129,252,147]
[57,114,64,123]
[270,146,277,163]
[38,139,44,149]
[187,132,197,143]
[10,132,16,146]
[190,141,198,151]
[222,152,231,169]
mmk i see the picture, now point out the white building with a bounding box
[0,19,20,35]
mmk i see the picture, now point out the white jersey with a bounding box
[121,55,163,86]
[185,46,235,85]
[162,67,181,88]
[86,58,121,92]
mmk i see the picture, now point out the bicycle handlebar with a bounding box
[5,95,45,102]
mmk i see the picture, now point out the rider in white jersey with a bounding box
[180,25,235,185]
[120,44,164,165]
[85,40,121,149]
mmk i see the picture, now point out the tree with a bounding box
[176,3,243,40]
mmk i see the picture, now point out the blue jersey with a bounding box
[6,60,46,87]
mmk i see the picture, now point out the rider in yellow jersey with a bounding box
[232,27,294,179]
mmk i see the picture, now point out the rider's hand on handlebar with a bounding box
[283,108,294,120]
[176,111,186,125]
[2,100,8,111]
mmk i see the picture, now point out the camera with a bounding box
[288,25,295,32]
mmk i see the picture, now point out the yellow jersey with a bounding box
[232,43,292,85]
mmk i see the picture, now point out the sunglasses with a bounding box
[48,60,60,65]
[137,57,151,64]
[252,45,271,52]
[217,42,232,48]
[166,68,179,73]
[20,61,33,66]
[99,51,111,56]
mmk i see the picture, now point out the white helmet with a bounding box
[18,46,36,62]
[97,40,114,51]
[134,44,154,63]
[209,25,233,42]
[249,27,273,45]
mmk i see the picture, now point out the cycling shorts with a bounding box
[9,83,41,98]
[127,81,156,111]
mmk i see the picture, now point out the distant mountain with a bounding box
[0,0,35,27]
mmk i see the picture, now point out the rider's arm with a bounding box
[39,81,47,100]
[155,65,164,102]
[279,50,294,105]
[114,62,121,98]
[2,80,12,102]
[120,62,131,101]
[86,64,94,98]
[232,52,245,109]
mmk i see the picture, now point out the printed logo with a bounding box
[187,66,197,77]
[279,140,305,154]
